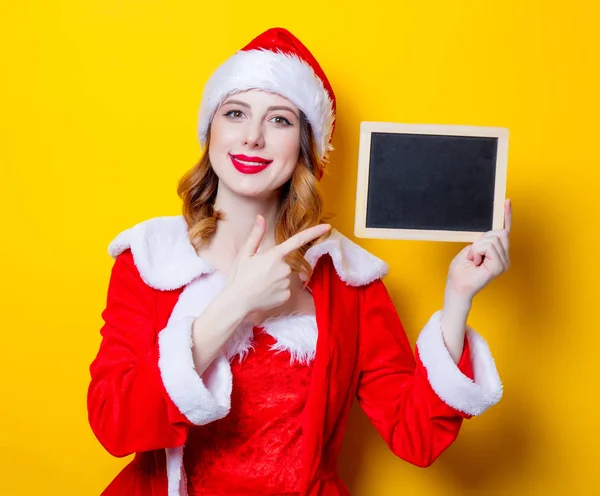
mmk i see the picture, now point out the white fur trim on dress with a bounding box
[304,230,388,286]
[197,49,335,159]
[416,311,503,416]
[158,316,232,425]
[165,446,184,496]
[160,271,237,496]
[108,216,213,291]
[261,314,318,365]
[108,216,387,290]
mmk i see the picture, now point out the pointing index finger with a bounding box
[276,224,332,257]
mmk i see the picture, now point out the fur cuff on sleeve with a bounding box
[416,311,503,416]
[158,316,232,425]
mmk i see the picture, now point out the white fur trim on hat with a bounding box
[416,311,503,416]
[197,49,335,159]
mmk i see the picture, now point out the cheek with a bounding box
[208,131,231,178]
[210,119,237,150]
[270,136,301,187]
[276,133,301,166]
[208,121,240,173]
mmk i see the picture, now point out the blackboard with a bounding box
[354,122,509,242]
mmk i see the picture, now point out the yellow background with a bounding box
[1,1,598,494]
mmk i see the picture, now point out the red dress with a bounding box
[184,325,313,495]
[87,217,503,496]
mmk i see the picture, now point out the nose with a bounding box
[243,119,265,149]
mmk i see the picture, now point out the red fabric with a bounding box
[355,279,472,466]
[88,250,188,459]
[184,327,312,495]
[88,251,474,495]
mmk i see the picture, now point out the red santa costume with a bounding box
[87,28,503,496]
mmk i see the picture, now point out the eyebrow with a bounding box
[222,99,299,119]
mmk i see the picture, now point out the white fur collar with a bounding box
[108,215,388,289]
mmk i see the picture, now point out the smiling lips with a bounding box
[229,154,273,174]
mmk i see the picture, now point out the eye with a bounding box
[224,109,245,119]
[270,116,292,126]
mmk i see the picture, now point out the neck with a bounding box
[210,182,281,257]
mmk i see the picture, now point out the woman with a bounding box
[88,27,510,496]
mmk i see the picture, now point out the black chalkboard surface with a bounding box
[354,122,509,242]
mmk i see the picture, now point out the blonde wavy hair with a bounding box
[177,112,330,280]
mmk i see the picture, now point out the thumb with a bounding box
[467,247,474,262]
[467,245,483,266]
[238,215,266,258]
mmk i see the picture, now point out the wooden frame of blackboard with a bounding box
[354,122,509,242]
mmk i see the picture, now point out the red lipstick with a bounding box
[229,154,273,174]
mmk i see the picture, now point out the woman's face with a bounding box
[209,90,301,199]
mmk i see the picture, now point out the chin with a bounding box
[232,185,273,199]
[219,176,279,199]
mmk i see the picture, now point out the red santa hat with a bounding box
[197,27,337,161]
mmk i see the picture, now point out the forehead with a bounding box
[220,89,299,111]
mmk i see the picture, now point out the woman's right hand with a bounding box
[226,215,331,316]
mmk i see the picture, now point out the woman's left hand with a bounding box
[445,199,512,301]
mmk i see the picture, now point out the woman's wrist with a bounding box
[209,286,251,326]
[190,287,252,375]
[443,286,473,316]
[440,286,473,363]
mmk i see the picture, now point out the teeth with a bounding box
[236,158,269,166]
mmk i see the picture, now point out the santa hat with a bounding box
[197,27,336,161]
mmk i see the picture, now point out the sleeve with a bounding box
[87,250,231,457]
[356,279,502,468]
